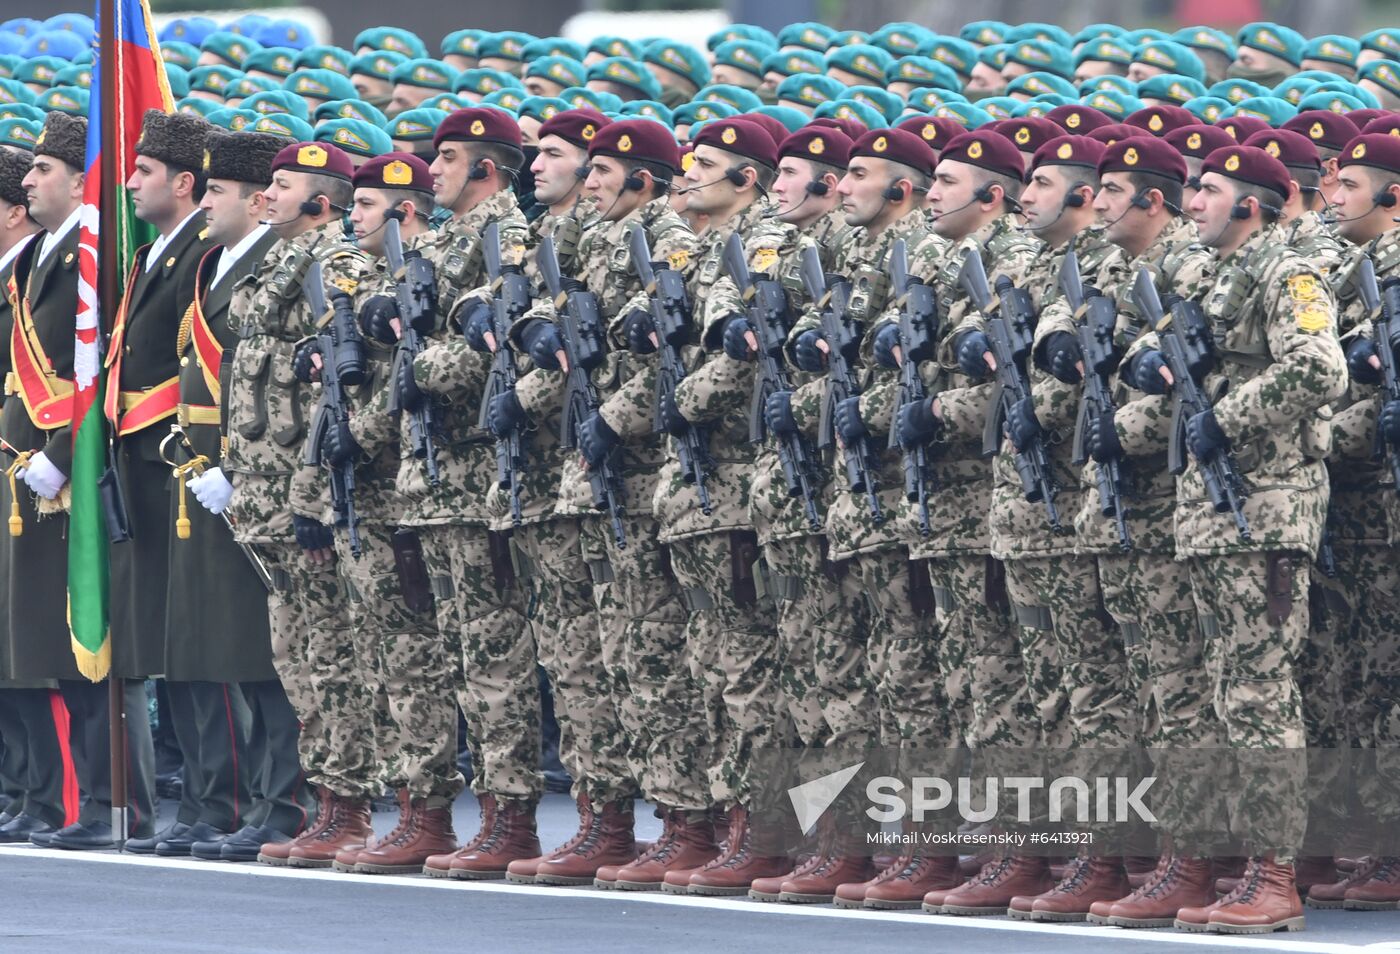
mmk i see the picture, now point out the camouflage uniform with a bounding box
[391,191,539,807]
[306,251,463,803]
[1167,223,1347,855]
[224,223,378,801]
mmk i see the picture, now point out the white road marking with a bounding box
[0,844,1378,952]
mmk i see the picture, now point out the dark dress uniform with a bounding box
[164,232,312,841]
[2,222,156,840]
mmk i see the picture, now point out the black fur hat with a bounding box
[202,128,283,185]
[0,149,29,207]
[135,109,210,173]
[34,111,87,171]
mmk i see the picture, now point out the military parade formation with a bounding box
[2,8,1400,939]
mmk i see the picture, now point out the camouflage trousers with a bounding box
[670,530,788,808]
[256,541,378,800]
[1099,550,1226,851]
[925,556,1038,749]
[515,516,634,806]
[337,524,463,800]
[1005,554,1134,749]
[418,524,540,806]
[589,513,710,812]
[1187,551,1308,856]
[763,534,875,749]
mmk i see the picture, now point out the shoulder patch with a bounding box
[667,249,690,271]
[753,247,779,273]
[331,277,359,295]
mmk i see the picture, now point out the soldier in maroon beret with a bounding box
[349,152,434,257]
[1086,122,1139,146]
[996,116,1061,160]
[1215,113,1271,143]
[1241,129,1341,259]
[739,111,788,152]
[894,115,965,160]
[928,129,1025,239]
[530,109,608,226]
[264,140,356,239]
[1125,104,1197,138]
[1019,135,1104,243]
[1162,124,1236,202]
[429,107,525,219]
[772,125,851,232]
[1194,145,1291,249]
[681,118,778,223]
[1046,103,1115,135]
[1330,133,1400,243]
[1092,135,1190,255]
[582,118,680,225]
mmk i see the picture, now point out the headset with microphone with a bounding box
[261,194,347,229]
[680,166,749,195]
[765,173,836,219]
[1018,180,1092,233]
[1322,182,1399,225]
[930,183,997,222]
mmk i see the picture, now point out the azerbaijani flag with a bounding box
[68,0,172,680]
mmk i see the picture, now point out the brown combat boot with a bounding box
[1307,858,1376,909]
[1101,855,1214,928]
[776,831,875,904]
[1344,856,1400,910]
[596,810,669,890]
[448,799,540,880]
[1125,854,1160,888]
[355,796,457,874]
[684,805,792,897]
[939,854,1053,916]
[1025,856,1132,922]
[612,809,718,891]
[259,787,331,866]
[1293,855,1338,897]
[832,855,906,910]
[532,798,636,886]
[286,793,373,869]
[1177,857,1305,934]
[863,854,962,910]
[1212,855,1247,896]
[334,789,406,873]
[1009,858,1084,921]
[424,794,496,878]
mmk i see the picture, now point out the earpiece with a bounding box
[883,183,906,202]
[467,159,490,181]
[1129,188,1152,210]
[300,199,324,217]
[806,179,829,197]
[574,164,590,182]
[724,166,748,188]
[623,167,646,192]
[1377,188,1397,209]
[1229,202,1252,220]
[973,184,995,204]
[1063,181,1088,208]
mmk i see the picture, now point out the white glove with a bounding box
[18,451,65,500]
[187,466,234,515]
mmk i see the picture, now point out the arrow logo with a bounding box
[786,761,865,836]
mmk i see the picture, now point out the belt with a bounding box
[177,403,220,427]
[3,372,16,396]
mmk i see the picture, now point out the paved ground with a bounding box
[1,794,1397,954]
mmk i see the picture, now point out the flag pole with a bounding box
[98,0,128,852]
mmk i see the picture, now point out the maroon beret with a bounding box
[808,116,867,140]
[1125,104,1196,137]
[1029,134,1104,173]
[1097,135,1188,183]
[587,118,680,172]
[693,117,778,168]
[1282,110,1360,153]
[1163,123,1235,160]
[352,151,433,192]
[1201,144,1290,199]
[849,127,936,177]
[1242,128,1320,171]
[997,116,1060,155]
[938,129,1024,179]
[1338,133,1400,175]
[537,108,609,150]
[1347,108,1388,129]
[739,112,789,151]
[1215,114,1270,142]
[271,140,354,180]
[434,106,522,150]
[895,115,964,153]
[1086,123,1139,146]
[779,126,853,168]
[1362,114,1400,137]
[1046,104,1114,134]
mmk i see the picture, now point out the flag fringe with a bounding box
[67,594,110,682]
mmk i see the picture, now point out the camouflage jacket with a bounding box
[1059,217,1215,555]
[887,215,1040,560]
[391,189,528,527]
[223,222,369,543]
[785,206,932,560]
[1168,224,1348,556]
[1287,211,1348,288]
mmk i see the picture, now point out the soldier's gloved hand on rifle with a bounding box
[765,390,798,436]
[1130,349,1170,394]
[1087,408,1123,463]
[462,299,494,352]
[872,323,901,370]
[1006,396,1042,451]
[956,330,992,381]
[396,354,425,411]
[833,396,869,443]
[488,391,528,438]
[18,451,64,500]
[292,513,335,560]
[359,295,398,344]
[1185,408,1229,460]
[578,412,619,468]
[517,318,564,370]
[292,339,321,384]
[897,397,939,449]
[621,309,657,354]
[722,315,755,361]
[1380,400,1400,444]
[1043,331,1083,383]
[321,418,362,467]
[187,466,233,515]
[658,389,690,436]
[793,330,827,372]
[1346,337,1382,386]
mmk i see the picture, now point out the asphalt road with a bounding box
[0,794,1396,954]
